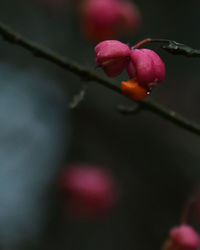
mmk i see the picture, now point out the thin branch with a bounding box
[0,22,199,135]
[134,38,200,57]
[141,100,200,135]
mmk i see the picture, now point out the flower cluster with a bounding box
[81,0,140,42]
[95,40,165,100]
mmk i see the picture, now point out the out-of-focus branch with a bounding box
[69,83,88,109]
[0,22,199,135]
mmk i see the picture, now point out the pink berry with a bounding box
[59,164,118,218]
[127,48,165,88]
[170,225,200,250]
[95,40,130,77]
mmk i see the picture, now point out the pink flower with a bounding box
[165,225,200,250]
[95,40,130,77]
[127,48,165,88]
[59,164,118,219]
[94,40,165,98]
[81,0,141,42]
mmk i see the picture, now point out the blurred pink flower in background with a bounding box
[163,225,200,250]
[59,164,119,219]
[81,0,141,42]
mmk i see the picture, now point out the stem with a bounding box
[133,38,169,49]
[133,38,200,57]
[0,21,199,135]
[141,100,200,136]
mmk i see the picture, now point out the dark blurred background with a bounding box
[0,0,200,249]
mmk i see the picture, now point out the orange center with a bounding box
[121,79,148,101]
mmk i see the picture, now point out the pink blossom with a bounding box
[127,48,165,88]
[59,164,118,218]
[95,40,130,77]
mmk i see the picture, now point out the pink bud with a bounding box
[95,40,130,77]
[59,164,118,219]
[127,48,165,88]
[169,225,200,250]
